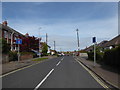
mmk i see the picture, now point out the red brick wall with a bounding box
[20,54,33,60]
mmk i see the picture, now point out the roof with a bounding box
[84,35,120,51]
[84,45,93,51]
[97,40,108,47]
[0,23,24,36]
[102,35,120,47]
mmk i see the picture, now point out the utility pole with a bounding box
[39,27,41,58]
[46,33,48,45]
[76,29,80,56]
[54,41,55,51]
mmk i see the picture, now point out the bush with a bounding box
[1,38,10,54]
[87,51,104,63]
[9,51,18,61]
[103,46,120,67]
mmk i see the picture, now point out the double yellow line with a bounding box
[75,58,109,89]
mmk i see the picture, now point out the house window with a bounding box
[14,36,17,40]
[9,33,11,39]
[4,31,7,38]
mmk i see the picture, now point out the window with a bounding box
[4,31,7,38]
[14,36,17,40]
[9,33,11,39]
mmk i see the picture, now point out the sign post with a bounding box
[16,39,22,62]
[92,37,96,67]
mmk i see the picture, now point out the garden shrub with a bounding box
[9,51,18,61]
[103,46,120,67]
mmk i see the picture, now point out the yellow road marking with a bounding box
[75,58,109,89]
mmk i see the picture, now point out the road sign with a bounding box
[92,37,96,43]
[16,39,22,44]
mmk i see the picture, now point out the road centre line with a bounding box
[34,68,54,90]
[74,58,109,89]
[56,61,61,66]
[61,57,64,61]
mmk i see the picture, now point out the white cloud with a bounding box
[7,14,118,51]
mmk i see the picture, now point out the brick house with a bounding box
[0,21,25,51]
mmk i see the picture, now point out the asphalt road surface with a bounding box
[2,56,104,89]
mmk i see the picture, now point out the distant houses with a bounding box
[84,35,120,52]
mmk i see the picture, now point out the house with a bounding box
[50,49,56,55]
[84,35,120,52]
[102,35,120,49]
[0,21,25,51]
[84,45,93,52]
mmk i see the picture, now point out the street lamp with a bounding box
[76,29,80,56]
[11,31,14,51]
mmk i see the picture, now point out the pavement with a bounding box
[2,56,105,89]
[1,56,57,75]
[75,53,119,89]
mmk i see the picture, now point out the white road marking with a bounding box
[34,68,54,90]
[61,57,64,61]
[56,61,61,66]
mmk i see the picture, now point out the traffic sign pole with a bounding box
[18,44,20,62]
[93,37,96,67]
[16,39,22,62]
[94,43,96,66]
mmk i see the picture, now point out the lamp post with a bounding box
[76,29,80,56]
[11,31,14,51]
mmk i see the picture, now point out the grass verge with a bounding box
[32,58,48,61]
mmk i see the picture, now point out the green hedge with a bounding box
[103,46,120,67]
[87,46,120,67]
[87,51,103,63]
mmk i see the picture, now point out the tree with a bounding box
[1,38,10,54]
[20,36,40,52]
[41,43,48,56]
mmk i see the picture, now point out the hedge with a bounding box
[87,51,103,63]
[103,46,120,67]
[87,46,120,68]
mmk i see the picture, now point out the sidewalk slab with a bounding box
[76,56,119,89]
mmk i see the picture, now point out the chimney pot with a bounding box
[2,21,8,26]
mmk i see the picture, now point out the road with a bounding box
[2,56,105,89]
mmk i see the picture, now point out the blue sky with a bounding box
[2,2,118,51]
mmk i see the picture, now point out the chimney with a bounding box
[2,21,8,26]
[25,33,29,37]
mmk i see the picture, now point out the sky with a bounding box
[2,2,118,51]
